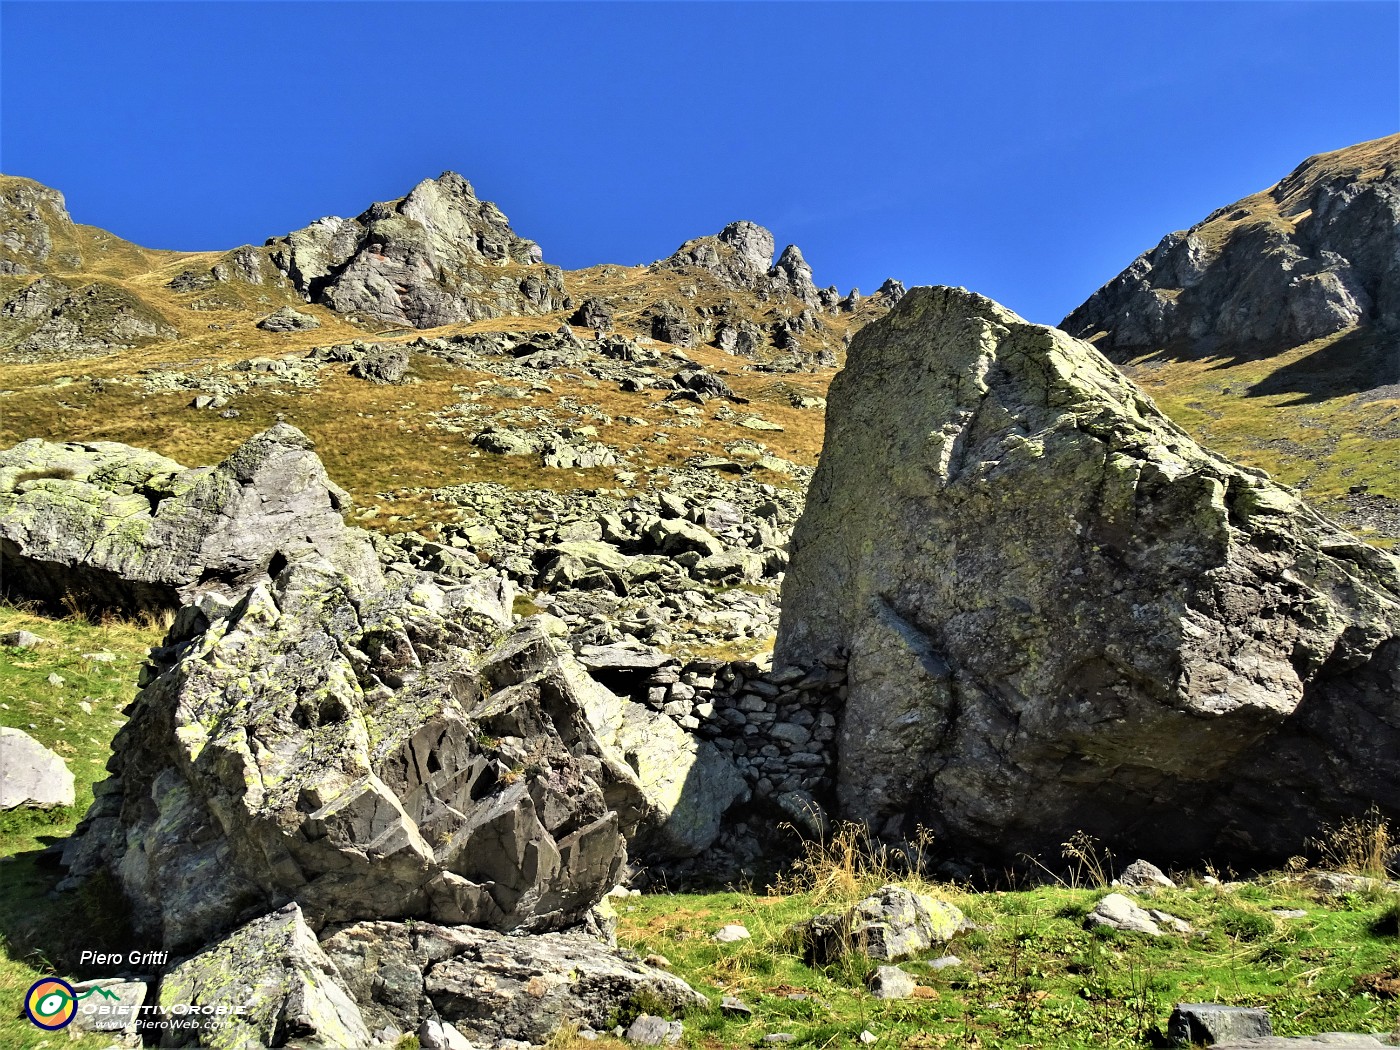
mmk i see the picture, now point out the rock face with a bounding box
[0,275,178,360]
[265,171,569,327]
[0,424,379,613]
[777,285,1400,866]
[1063,134,1400,368]
[654,220,818,304]
[0,727,74,809]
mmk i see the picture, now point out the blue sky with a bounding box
[1,1,1396,324]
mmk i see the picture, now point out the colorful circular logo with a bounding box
[24,978,77,1030]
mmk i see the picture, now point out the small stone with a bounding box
[720,994,753,1016]
[867,965,916,1000]
[0,629,47,648]
[712,923,751,943]
[929,955,963,970]
[46,672,64,687]
[763,1036,796,1044]
[625,1014,683,1046]
[1115,859,1175,890]
[859,1030,878,1044]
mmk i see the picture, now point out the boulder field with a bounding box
[777,284,1400,867]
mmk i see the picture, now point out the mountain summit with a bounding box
[264,171,570,328]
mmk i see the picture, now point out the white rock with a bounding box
[712,924,751,943]
[0,727,73,809]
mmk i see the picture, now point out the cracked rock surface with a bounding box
[778,284,1400,866]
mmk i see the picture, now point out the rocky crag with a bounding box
[778,284,1400,868]
[261,171,571,328]
[1063,134,1399,372]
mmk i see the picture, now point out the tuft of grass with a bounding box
[772,821,937,906]
[1309,805,1399,879]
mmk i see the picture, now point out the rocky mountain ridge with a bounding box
[1064,134,1399,370]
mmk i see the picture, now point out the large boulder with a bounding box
[0,424,381,613]
[265,171,569,328]
[322,919,707,1045]
[60,567,741,953]
[777,285,1400,866]
[58,559,622,953]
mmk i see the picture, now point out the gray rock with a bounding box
[350,345,410,383]
[867,965,916,999]
[645,518,724,558]
[156,904,370,1049]
[0,727,73,809]
[266,172,567,328]
[626,1015,683,1046]
[1087,893,1189,936]
[656,221,776,291]
[256,305,320,332]
[844,885,965,961]
[1116,859,1176,889]
[0,424,381,614]
[570,297,614,331]
[777,285,1400,867]
[0,629,47,648]
[1,277,178,360]
[1168,1003,1273,1046]
[323,920,703,1046]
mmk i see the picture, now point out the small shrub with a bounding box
[772,821,936,905]
[1061,831,1114,889]
[1217,905,1276,942]
[1371,899,1400,937]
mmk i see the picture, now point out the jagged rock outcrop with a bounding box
[778,285,1400,866]
[265,171,569,327]
[256,304,320,332]
[1063,134,1400,366]
[0,175,80,274]
[656,221,777,289]
[653,221,820,305]
[0,275,178,360]
[0,424,380,612]
[0,173,159,278]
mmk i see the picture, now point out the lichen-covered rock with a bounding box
[1063,134,1400,367]
[0,424,380,613]
[266,171,568,328]
[844,885,964,962]
[778,284,1400,866]
[0,727,74,809]
[156,904,370,1049]
[58,556,628,952]
[321,919,706,1046]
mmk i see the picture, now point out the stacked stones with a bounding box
[696,655,847,803]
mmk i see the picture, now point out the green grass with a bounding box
[0,602,161,1049]
[610,880,1400,1049]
